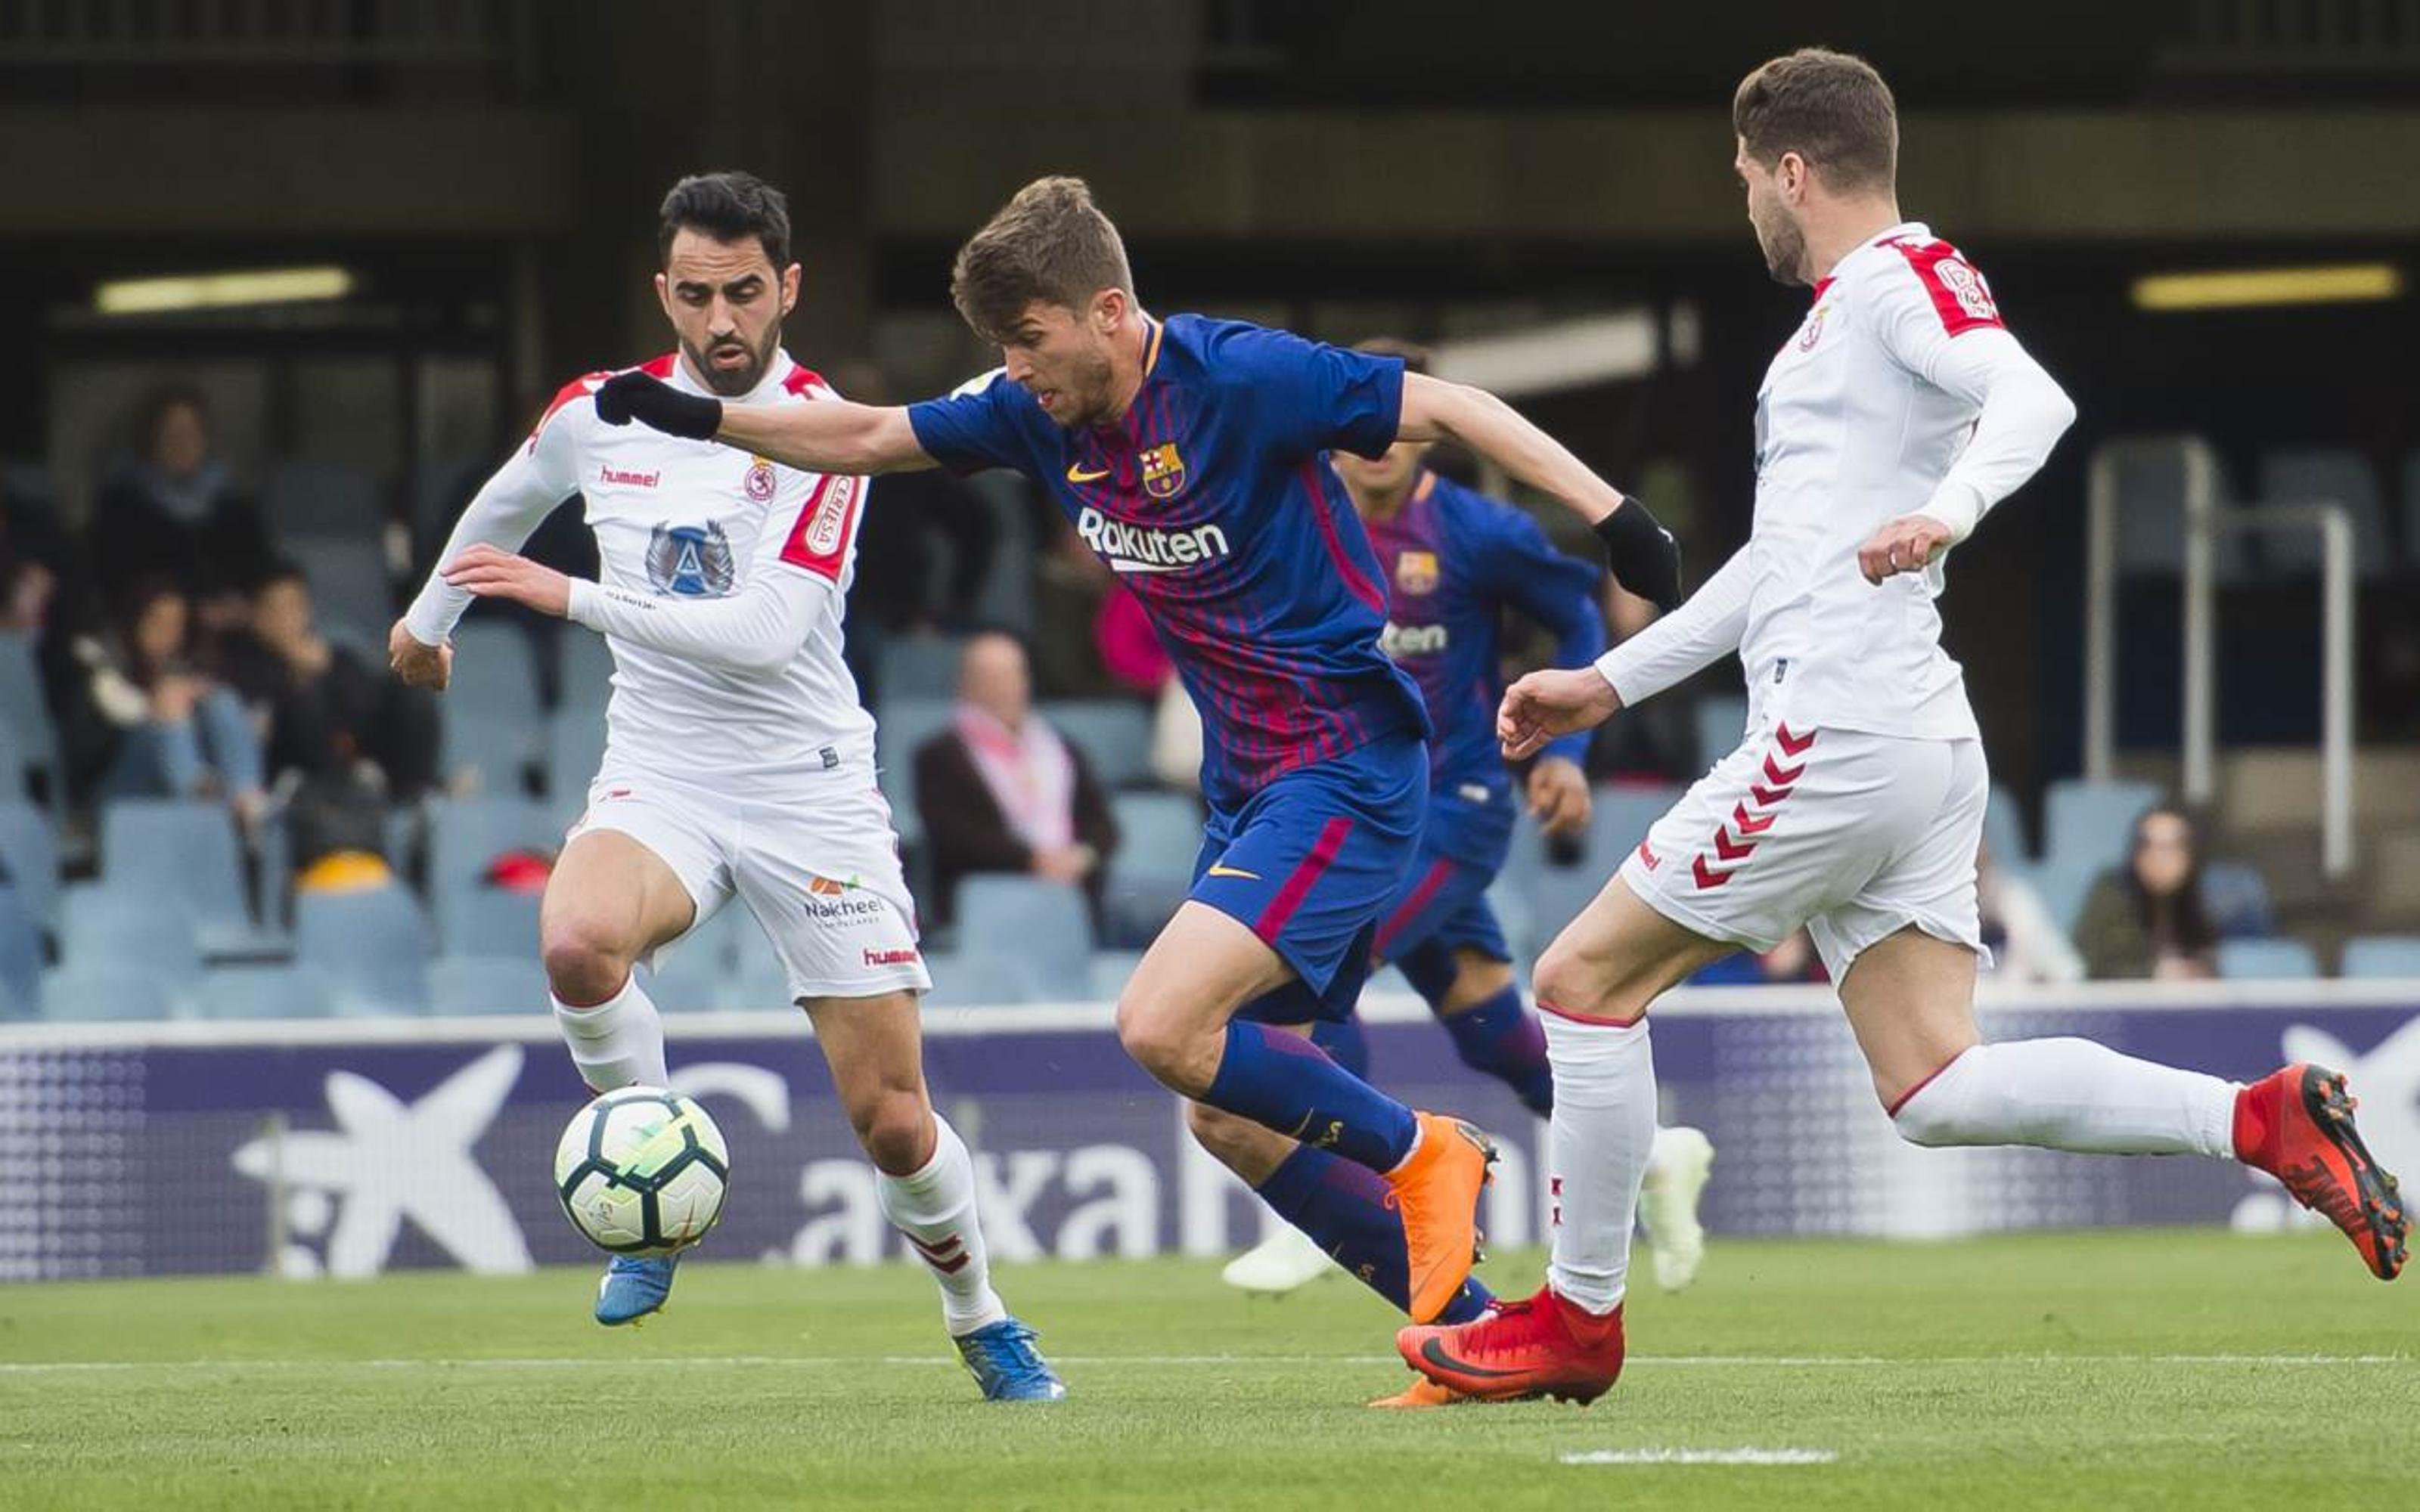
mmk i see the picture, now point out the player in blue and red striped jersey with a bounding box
[595,176,1683,1328]
[1219,340,1715,1354]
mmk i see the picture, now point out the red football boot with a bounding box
[2235,1063,2407,1281]
[1395,1282,1626,1404]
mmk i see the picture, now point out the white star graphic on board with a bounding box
[232,1045,534,1276]
[2232,1015,2420,1232]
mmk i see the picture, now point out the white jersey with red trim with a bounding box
[1739,221,2019,742]
[403,349,875,784]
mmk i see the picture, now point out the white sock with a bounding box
[552,974,671,1092]
[877,1114,1007,1337]
[1891,1039,2238,1157]
[1542,1013,1657,1315]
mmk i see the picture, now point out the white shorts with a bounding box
[1620,721,1990,982]
[569,762,931,1002]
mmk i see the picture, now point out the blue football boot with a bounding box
[954,1318,1067,1402]
[595,1253,678,1326]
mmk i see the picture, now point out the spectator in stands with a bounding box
[60,576,265,826]
[1031,516,1124,699]
[222,561,439,862]
[2075,805,2218,981]
[914,631,1119,929]
[1977,840,2084,984]
[89,384,266,617]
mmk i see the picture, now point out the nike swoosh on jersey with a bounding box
[1067,463,1112,483]
[1205,864,1261,880]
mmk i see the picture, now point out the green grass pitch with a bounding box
[4,1230,2409,1510]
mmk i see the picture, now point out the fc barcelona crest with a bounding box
[1140,442,1187,499]
[1395,550,1439,595]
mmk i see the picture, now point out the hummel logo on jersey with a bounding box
[1067,463,1112,484]
[1381,621,1447,659]
[600,464,660,488]
[1076,506,1230,575]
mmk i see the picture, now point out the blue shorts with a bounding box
[1191,733,1427,1024]
[1372,786,1516,996]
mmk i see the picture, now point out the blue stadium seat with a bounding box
[1103,791,1202,945]
[2110,449,2252,581]
[430,955,551,1016]
[731,942,800,1012]
[295,885,432,1016]
[2340,936,2420,979]
[98,798,268,956]
[1693,695,1749,773]
[0,631,62,804]
[0,800,60,933]
[1984,782,2030,866]
[876,635,966,702]
[1044,700,1154,789]
[968,473,1035,634]
[923,950,1045,1007]
[873,696,955,849]
[2254,448,2391,579]
[288,536,393,644]
[0,885,41,1018]
[2042,779,2162,878]
[1086,950,1145,1000]
[38,966,172,1023]
[2215,937,2320,981]
[60,885,201,983]
[1513,860,1615,962]
[427,797,565,954]
[544,708,610,818]
[2201,860,2276,940]
[2025,857,2108,937]
[445,888,543,959]
[194,963,338,1021]
[647,902,746,1014]
[265,459,383,541]
[957,875,1093,998]
[440,621,545,795]
[555,631,617,719]
[1587,786,1680,870]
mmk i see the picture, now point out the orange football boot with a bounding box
[2235,1063,2406,1280]
[1384,1113,1495,1322]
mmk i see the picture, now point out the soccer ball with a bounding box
[552,1086,731,1256]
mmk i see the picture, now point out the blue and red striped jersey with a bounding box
[908,314,1428,808]
[1360,469,1606,798]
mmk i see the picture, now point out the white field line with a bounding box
[1562,1448,1839,1466]
[0,1352,2408,1374]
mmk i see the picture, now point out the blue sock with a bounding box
[1256,1145,1494,1323]
[1439,985,1555,1117]
[1205,1021,1418,1171]
[1308,1012,1371,1079]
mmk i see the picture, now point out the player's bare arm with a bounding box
[1499,668,1623,761]
[595,373,934,478]
[1396,372,1683,610]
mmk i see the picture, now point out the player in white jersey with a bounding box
[389,172,1063,1402]
[1398,49,2406,1406]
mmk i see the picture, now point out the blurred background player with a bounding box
[389,172,1063,1402]
[1402,48,2406,1408]
[595,175,1685,1328]
[1221,338,1714,1315]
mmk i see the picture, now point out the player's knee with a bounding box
[540,915,639,1005]
[1533,943,1646,1026]
[1114,992,1215,1093]
[851,1089,935,1176]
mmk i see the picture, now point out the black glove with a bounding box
[1592,496,1683,613]
[594,371,723,441]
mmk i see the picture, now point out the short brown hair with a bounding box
[1733,48,1897,194]
[1352,336,1432,376]
[950,176,1134,343]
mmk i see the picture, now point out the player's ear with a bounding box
[1092,287,1126,336]
[653,271,673,321]
[779,262,802,318]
